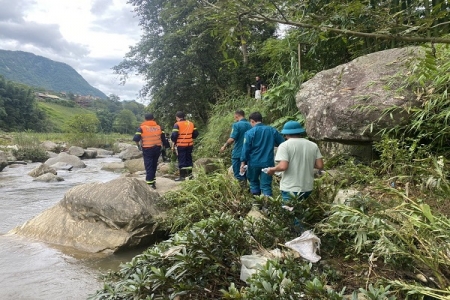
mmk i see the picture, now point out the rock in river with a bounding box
[9,177,164,253]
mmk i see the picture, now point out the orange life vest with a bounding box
[140,120,162,148]
[176,120,194,147]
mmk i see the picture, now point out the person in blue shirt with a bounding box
[220,110,252,182]
[240,112,285,196]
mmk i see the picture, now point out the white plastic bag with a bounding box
[240,254,268,282]
[285,230,321,263]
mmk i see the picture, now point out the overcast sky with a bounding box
[0,0,146,101]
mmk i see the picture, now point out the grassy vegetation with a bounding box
[0,130,131,163]
[37,101,92,132]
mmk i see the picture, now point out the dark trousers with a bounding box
[232,158,246,181]
[247,165,273,196]
[143,146,161,183]
[177,146,193,170]
[160,148,167,160]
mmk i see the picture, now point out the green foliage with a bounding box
[0,75,49,132]
[63,113,102,148]
[11,132,48,162]
[223,259,345,300]
[90,213,251,300]
[0,49,107,98]
[37,101,92,132]
[260,55,310,128]
[65,113,99,134]
[194,94,262,159]
[386,45,450,154]
[319,191,450,290]
[373,137,450,195]
[114,109,137,134]
[95,110,115,133]
[354,284,396,300]
[161,166,253,232]
[12,147,48,162]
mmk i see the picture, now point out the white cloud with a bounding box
[0,0,144,101]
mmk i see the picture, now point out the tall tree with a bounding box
[114,109,137,134]
[0,76,49,132]
[115,0,277,128]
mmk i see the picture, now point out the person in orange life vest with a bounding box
[171,111,199,181]
[133,113,166,189]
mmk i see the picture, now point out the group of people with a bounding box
[221,110,323,230]
[133,111,198,189]
[133,108,323,231]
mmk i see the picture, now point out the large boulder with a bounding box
[33,173,64,182]
[82,149,97,159]
[157,162,171,175]
[10,177,164,253]
[124,158,145,173]
[28,163,57,177]
[41,141,59,152]
[119,146,143,161]
[194,158,221,174]
[297,47,422,143]
[68,146,85,157]
[0,151,7,172]
[87,147,113,157]
[115,142,134,152]
[46,151,59,158]
[45,152,86,168]
[101,161,125,172]
[50,162,74,171]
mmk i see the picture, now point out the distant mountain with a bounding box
[0,49,107,99]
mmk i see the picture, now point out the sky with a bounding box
[0,0,146,101]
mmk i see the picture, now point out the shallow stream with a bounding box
[0,156,144,300]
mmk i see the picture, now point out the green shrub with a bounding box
[318,192,450,292]
[89,213,251,300]
[11,132,48,162]
[161,164,254,232]
[12,147,48,162]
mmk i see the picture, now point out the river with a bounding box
[0,156,144,300]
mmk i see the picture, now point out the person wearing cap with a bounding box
[171,111,199,181]
[133,113,166,189]
[240,112,285,197]
[220,110,252,182]
[267,121,323,227]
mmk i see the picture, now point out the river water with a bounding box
[0,156,144,300]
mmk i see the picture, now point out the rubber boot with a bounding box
[185,168,193,180]
[174,169,185,181]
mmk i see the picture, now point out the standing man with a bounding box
[267,121,323,228]
[220,110,252,182]
[171,111,199,181]
[133,113,166,189]
[160,132,171,162]
[240,112,285,197]
[254,76,262,100]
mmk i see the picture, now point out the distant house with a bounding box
[74,95,93,107]
[35,92,60,100]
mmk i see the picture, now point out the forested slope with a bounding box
[0,49,106,99]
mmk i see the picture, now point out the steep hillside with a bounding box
[0,49,107,99]
[37,102,93,132]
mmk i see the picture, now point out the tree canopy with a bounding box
[115,0,450,128]
[0,75,48,132]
